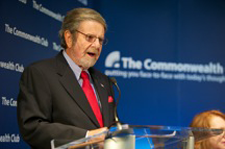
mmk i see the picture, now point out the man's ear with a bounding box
[64,30,73,48]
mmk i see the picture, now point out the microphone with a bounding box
[110,77,122,130]
[104,78,136,149]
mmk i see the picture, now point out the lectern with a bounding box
[51,125,223,149]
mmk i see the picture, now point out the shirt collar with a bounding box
[62,50,82,80]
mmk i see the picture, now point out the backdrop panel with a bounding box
[96,0,225,126]
[0,0,93,148]
[1,0,225,148]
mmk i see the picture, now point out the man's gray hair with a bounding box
[59,8,107,49]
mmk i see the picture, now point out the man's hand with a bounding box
[87,127,108,137]
[87,127,108,148]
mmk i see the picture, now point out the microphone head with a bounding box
[110,77,117,84]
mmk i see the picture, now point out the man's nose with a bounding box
[92,38,102,47]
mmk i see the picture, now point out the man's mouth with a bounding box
[87,52,96,57]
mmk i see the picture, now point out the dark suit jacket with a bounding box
[17,51,115,149]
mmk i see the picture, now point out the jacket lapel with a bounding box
[55,52,100,127]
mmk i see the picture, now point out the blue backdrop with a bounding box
[96,0,225,126]
[0,0,225,148]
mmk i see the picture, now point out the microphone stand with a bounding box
[104,78,135,149]
[110,77,122,130]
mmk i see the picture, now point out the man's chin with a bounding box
[81,61,96,70]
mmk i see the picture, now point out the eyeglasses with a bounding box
[76,30,108,45]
